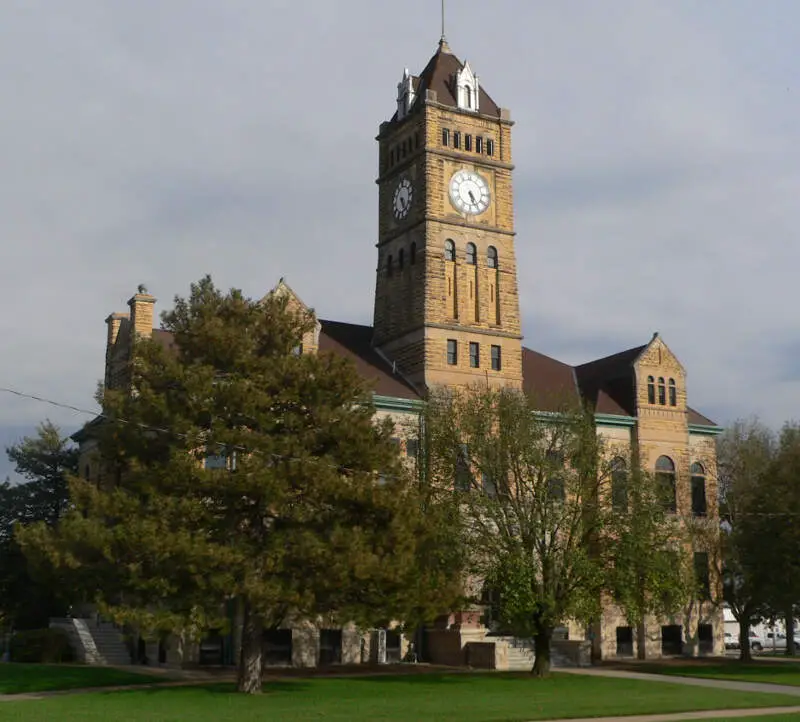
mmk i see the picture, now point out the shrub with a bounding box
[10,628,75,663]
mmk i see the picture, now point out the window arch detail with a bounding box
[690,462,707,517]
[668,378,677,406]
[466,242,477,265]
[487,246,498,269]
[647,376,655,404]
[655,455,676,512]
[658,377,666,405]
[444,239,455,261]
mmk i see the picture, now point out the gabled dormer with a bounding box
[396,68,416,121]
[266,278,321,355]
[455,60,479,112]
[634,333,686,413]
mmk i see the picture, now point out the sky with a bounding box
[1,0,799,480]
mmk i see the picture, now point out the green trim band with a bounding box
[372,394,424,413]
[689,423,725,436]
[595,413,637,428]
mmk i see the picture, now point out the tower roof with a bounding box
[391,41,501,122]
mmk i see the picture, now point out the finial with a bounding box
[440,0,446,43]
[137,283,148,294]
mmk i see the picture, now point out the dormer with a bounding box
[634,333,686,413]
[266,278,321,355]
[455,61,479,112]
[396,68,416,121]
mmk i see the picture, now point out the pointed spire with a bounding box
[438,0,451,53]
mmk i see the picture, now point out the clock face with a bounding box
[449,170,490,215]
[393,178,413,220]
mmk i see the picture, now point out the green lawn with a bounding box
[0,664,163,694]
[614,660,800,687]
[1,672,798,722]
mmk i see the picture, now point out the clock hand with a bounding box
[468,190,476,203]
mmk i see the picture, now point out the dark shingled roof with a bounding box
[318,320,421,400]
[574,345,646,418]
[521,347,580,412]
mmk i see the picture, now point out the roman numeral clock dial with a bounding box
[393,178,413,220]
[449,169,490,215]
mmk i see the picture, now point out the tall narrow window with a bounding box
[658,377,666,405]
[465,134,472,151]
[444,239,455,261]
[398,248,404,270]
[476,136,484,154]
[668,378,677,406]
[415,131,420,149]
[410,242,417,265]
[387,255,393,277]
[611,456,628,512]
[482,472,497,499]
[455,444,471,492]
[491,345,502,371]
[466,242,477,265]
[647,376,655,404]
[442,128,450,146]
[447,339,458,365]
[656,456,676,513]
[691,462,707,517]
[469,342,480,368]
[465,85,472,109]
[453,131,461,149]
[694,552,711,600]
[487,246,498,269]
[486,138,494,156]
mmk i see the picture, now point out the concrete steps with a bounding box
[50,618,132,666]
[490,635,578,670]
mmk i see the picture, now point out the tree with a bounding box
[19,277,462,693]
[717,418,775,661]
[417,385,691,676]
[0,422,77,628]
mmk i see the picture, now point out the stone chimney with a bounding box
[104,311,129,389]
[127,289,156,340]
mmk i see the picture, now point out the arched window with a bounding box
[398,248,404,270]
[658,377,666,405]
[487,246,498,269]
[387,255,393,277]
[444,239,455,261]
[647,376,655,404]
[410,242,417,265]
[668,378,677,407]
[466,242,477,265]
[611,456,628,512]
[465,85,472,109]
[655,456,676,512]
[690,462,707,517]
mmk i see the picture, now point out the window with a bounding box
[465,134,472,151]
[694,551,711,600]
[548,477,565,502]
[406,439,419,459]
[661,625,683,656]
[469,342,480,368]
[447,339,458,365]
[442,128,450,146]
[658,377,666,405]
[444,239,455,261]
[415,131,420,149]
[291,343,303,356]
[698,624,713,655]
[476,136,483,154]
[455,444,471,492]
[205,452,227,470]
[668,378,677,406]
[655,455,676,512]
[387,255,393,277]
[465,85,472,109]
[611,456,628,512]
[487,246,498,269]
[647,376,655,404]
[616,626,634,657]
[410,242,417,265]
[466,242,477,265]
[398,248,404,270]
[491,345,502,371]
[389,149,395,166]
[690,462,707,517]
[453,131,461,149]
[486,138,494,156]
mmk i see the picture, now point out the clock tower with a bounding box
[372,37,523,391]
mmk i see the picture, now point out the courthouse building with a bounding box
[80,35,724,667]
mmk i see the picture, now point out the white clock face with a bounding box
[449,170,490,215]
[393,178,413,220]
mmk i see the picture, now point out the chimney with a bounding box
[104,312,129,389]
[127,289,156,340]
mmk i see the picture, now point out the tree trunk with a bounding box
[532,629,552,677]
[786,608,795,656]
[738,617,751,662]
[637,622,647,660]
[237,603,264,694]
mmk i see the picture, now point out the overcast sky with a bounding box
[1,0,798,479]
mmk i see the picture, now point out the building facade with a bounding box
[78,36,724,667]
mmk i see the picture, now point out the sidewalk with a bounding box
[533,708,800,722]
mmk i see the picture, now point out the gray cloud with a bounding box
[1,0,799,481]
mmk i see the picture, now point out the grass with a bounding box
[0,672,799,722]
[0,663,163,694]
[612,658,800,687]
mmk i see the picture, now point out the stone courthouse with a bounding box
[80,35,724,668]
